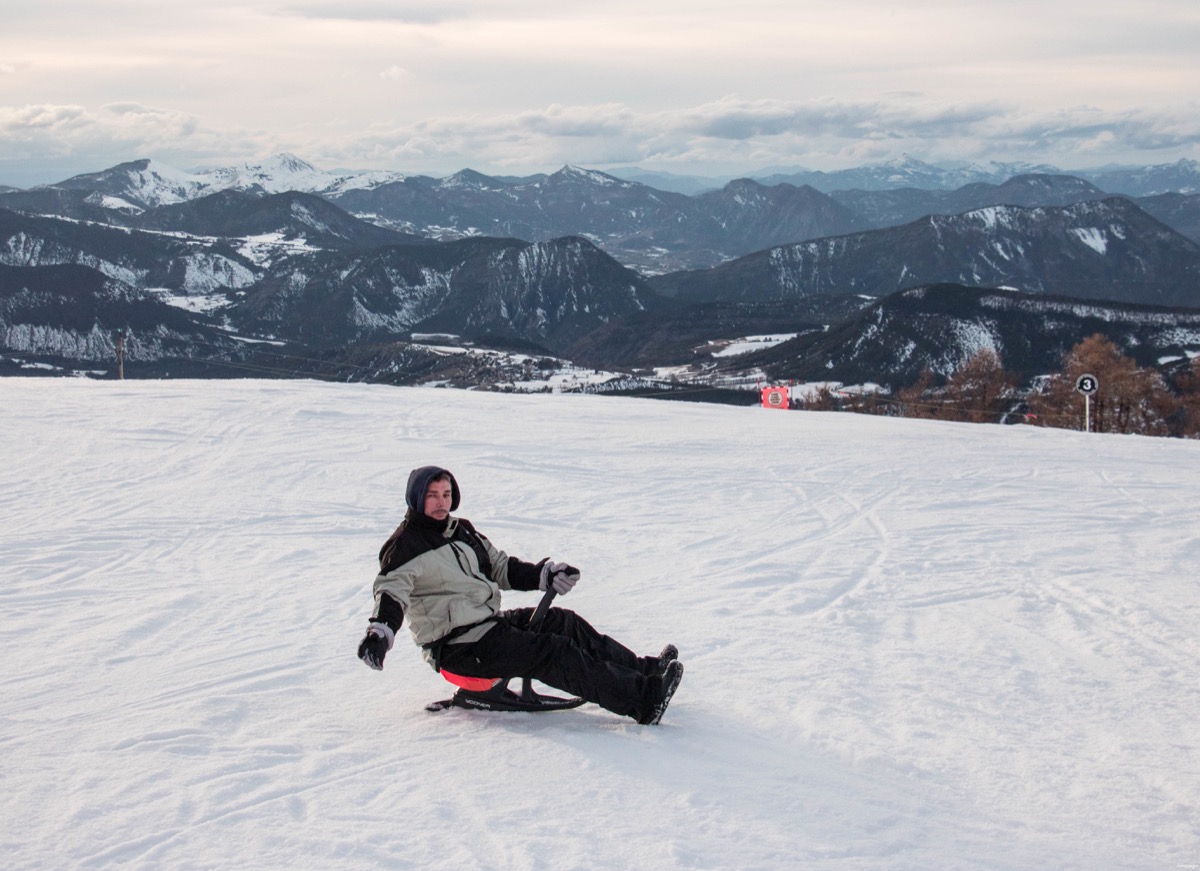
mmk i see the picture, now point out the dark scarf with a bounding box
[378,509,493,579]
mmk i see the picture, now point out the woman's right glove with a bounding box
[357,622,395,670]
[539,561,581,595]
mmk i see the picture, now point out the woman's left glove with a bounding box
[539,561,581,595]
[357,622,395,670]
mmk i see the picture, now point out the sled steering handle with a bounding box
[529,586,557,633]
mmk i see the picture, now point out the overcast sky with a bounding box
[2,0,1199,186]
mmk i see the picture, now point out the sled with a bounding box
[425,588,586,714]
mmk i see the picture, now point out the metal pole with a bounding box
[1075,374,1097,433]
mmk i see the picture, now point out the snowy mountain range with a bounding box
[3,153,1200,392]
[7,153,1199,273]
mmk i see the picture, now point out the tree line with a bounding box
[798,335,1200,438]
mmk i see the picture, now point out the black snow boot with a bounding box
[637,660,684,725]
[640,644,679,677]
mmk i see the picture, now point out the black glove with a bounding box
[539,561,581,595]
[357,622,394,670]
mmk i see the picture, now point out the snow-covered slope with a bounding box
[2,379,1198,870]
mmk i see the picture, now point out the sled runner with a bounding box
[425,588,586,714]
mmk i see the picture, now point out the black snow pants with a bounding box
[436,606,655,720]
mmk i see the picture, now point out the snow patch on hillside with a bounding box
[235,233,321,267]
[1072,227,1108,254]
[83,191,144,213]
[148,288,228,313]
[711,333,798,357]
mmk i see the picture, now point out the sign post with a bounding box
[114,329,126,380]
[1075,373,1098,432]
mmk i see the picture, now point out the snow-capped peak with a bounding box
[48,153,410,206]
[200,153,332,195]
[881,153,935,171]
[195,153,409,197]
[48,158,210,207]
[554,165,625,187]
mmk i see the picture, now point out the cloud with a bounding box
[0,102,246,163]
[672,98,1007,142]
[3,95,1199,184]
[0,104,90,136]
[514,103,638,138]
[320,96,1200,174]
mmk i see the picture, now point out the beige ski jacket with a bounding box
[372,512,543,668]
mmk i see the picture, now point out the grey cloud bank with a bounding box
[1,1,1198,185]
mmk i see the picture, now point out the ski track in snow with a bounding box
[2,379,1199,870]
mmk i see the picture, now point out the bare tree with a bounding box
[1029,334,1175,435]
[895,368,941,419]
[1173,356,1200,438]
[803,385,839,411]
[943,349,1017,423]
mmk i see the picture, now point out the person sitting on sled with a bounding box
[356,465,684,725]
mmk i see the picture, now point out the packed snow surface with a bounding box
[3,379,1199,870]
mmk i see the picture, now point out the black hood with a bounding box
[405,465,461,514]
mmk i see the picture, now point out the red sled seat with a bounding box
[439,671,501,693]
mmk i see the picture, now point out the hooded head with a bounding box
[405,465,461,516]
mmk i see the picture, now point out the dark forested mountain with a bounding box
[563,295,870,369]
[0,235,668,380]
[132,190,425,250]
[0,187,426,249]
[0,187,146,223]
[0,263,241,364]
[0,204,659,354]
[1134,193,1200,245]
[737,283,1200,388]
[225,235,661,351]
[649,199,1200,309]
[829,174,1109,231]
[681,180,861,256]
[0,207,262,293]
[330,165,693,243]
